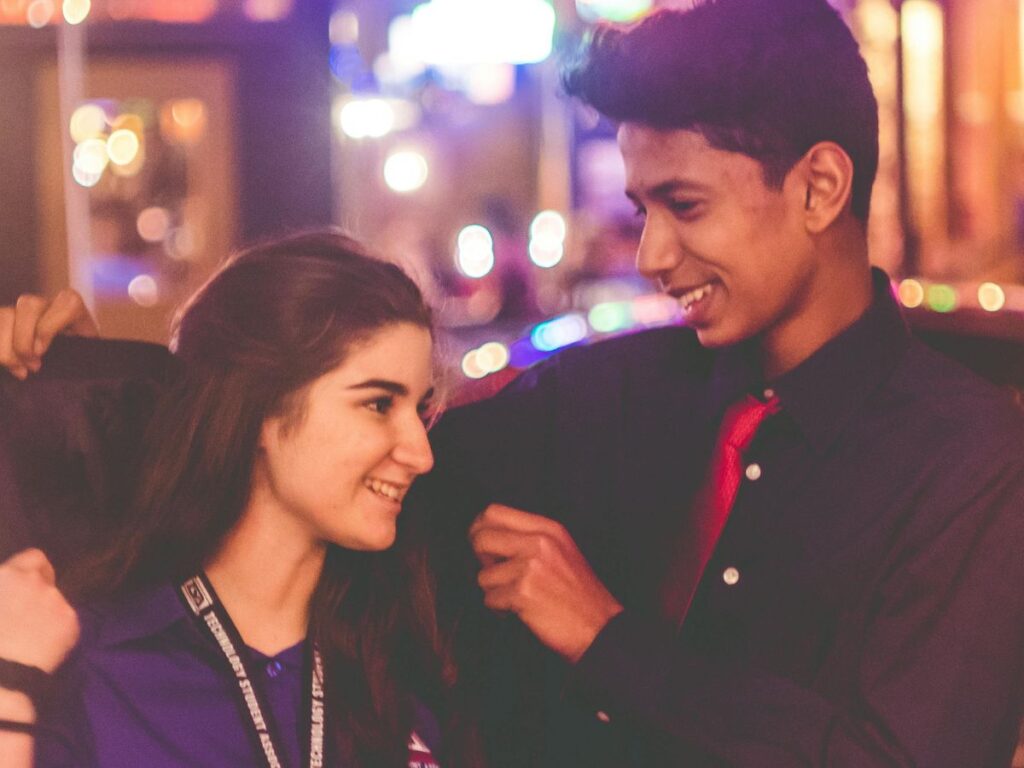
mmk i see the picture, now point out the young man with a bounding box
[2,1,1024,766]
[411,1,1024,765]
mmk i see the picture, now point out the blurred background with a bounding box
[1,0,1023,390]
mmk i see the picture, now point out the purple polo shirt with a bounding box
[36,582,442,767]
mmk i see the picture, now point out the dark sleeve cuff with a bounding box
[567,610,688,720]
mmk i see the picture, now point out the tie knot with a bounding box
[721,394,780,453]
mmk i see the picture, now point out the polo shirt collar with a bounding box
[708,268,911,451]
[96,579,191,648]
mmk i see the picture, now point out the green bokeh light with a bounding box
[926,284,958,313]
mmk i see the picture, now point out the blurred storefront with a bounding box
[1,0,1023,380]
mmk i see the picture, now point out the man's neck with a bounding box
[205,502,326,657]
[759,241,874,380]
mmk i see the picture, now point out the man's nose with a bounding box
[635,219,680,283]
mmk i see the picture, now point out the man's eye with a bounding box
[670,200,699,216]
[368,396,394,415]
[632,204,647,219]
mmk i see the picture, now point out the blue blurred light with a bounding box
[530,314,588,352]
[329,44,365,84]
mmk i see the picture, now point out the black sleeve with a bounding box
[0,336,175,567]
[569,452,1024,767]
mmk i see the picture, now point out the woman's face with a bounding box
[252,322,435,551]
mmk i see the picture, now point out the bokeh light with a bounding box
[338,98,395,140]
[926,284,957,313]
[62,0,90,24]
[73,138,108,176]
[461,350,488,379]
[409,0,555,66]
[106,129,140,166]
[243,0,293,22]
[977,282,1006,312]
[383,149,429,193]
[530,210,567,243]
[575,0,652,23]
[161,99,207,145]
[529,210,567,268]
[475,342,510,373]
[71,163,102,188]
[69,104,106,143]
[456,225,495,278]
[136,207,171,243]
[26,0,54,27]
[898,278,925,309]
[127,274,159,307]
[462,341,510,379]
[329,9,359,45]
[531,314,588,352]
[588,302,631,333]
[528,240,564,269]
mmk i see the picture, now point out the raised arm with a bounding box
[0,290,98,379]
[0,549,79,768]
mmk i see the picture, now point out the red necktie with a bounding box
[661,394,781,626]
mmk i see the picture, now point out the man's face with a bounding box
[619,123,819,353]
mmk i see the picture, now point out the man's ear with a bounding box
[797,142,855,234]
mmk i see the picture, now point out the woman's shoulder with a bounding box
[72,580,187,653]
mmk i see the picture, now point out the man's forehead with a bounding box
[618,123,760,194]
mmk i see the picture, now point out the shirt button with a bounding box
[265,660,283,678]
[596,711,611,723]
[722,567,740,586]
[745,463,762,481]
[763,388,775,400]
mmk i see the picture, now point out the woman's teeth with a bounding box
[679,281,715,311]
[364,478,405,501]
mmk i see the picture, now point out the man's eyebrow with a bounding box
[626,179,711,201]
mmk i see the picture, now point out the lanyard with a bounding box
[178,573,326,768]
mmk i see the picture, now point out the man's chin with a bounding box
[694,325,738,349]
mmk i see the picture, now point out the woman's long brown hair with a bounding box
[80,231,482,767]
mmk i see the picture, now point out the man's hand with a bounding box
[0,549,79,674]
[470,504,623,663]
[0,290,98,379]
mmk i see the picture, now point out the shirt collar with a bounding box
[708,268,911,451]
[96,579,191,648]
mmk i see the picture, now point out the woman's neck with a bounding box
[204,503,326,657]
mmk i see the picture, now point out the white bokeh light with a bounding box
[383,149,429,193]
[338,98,395,139]
[408,0,555,66]
[456,225,495,279]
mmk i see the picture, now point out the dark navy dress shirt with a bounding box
[35,582,442,767]
[415,269,1024,767]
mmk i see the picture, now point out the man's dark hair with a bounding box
[562,0,879,222]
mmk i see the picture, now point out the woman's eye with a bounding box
[368,396,394,415]
[632,204,647,219]
[418,402,438,427]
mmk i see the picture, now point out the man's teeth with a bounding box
[679,282,715,310]
[364,478,405,501]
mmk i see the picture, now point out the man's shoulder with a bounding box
[510,324,708,396]
[894,338,1024,453]
[557,324,705,369]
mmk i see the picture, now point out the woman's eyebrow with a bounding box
[346,379,408,395]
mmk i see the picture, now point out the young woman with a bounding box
[0,231,480,767]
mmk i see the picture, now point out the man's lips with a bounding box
[669,279,718,310]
